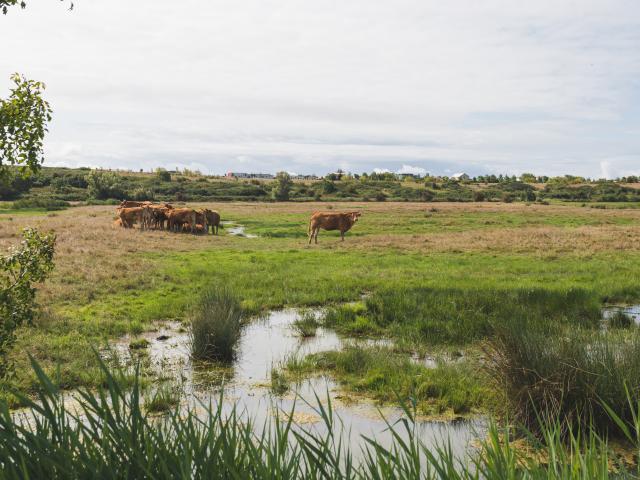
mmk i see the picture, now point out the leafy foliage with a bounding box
[272,171,293,201]
[0,228,55,378]
[0,0,71,15]
[85,170,127,199]
[0,74,52,181]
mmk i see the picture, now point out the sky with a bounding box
[2,0,640,178]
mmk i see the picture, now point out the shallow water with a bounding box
[602,304,640,324]
[222,221,258,238]
[110,309,486,457]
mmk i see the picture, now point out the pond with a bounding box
[110,309,486,459]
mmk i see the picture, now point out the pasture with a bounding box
[1,201,640,398]
[2,200,640,475]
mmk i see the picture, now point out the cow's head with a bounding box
[350,211,362,222]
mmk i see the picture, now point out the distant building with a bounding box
[397,173,421,180]
[451,173,470,181]
[226,172,274,179]
[292,174,319,180]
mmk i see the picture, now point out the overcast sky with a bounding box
[2,1,640,177]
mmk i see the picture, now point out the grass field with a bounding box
[1,201,640,408]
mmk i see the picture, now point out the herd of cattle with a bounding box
[115,200,221,234]
[113,200,362,242]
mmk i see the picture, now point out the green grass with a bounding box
[486,318,640,435]
[322,287,602,344]
[283,346,493,416]
[144,382,181,413]
[189,287,246,362]
[291,310,319,338]
[3,355,637,479]
[62,248,640,329]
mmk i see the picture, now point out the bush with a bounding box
[86,170,127,200]
[156,169,171,182]
[189,287,246,362]
[501,192,514,203]
[374,192,387,202]
[473,191,485,202]
[271,172,292,201]
[12,197,69,210]
[0,228,56,378]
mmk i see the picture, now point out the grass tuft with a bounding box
[485,317,640,435]
[291,310,319,338]
[189,286,246,362]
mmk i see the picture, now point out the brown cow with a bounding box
[119,207,146,229]
[148,205,172,230]
[308,211,361,244]
[167,208,197,233]
[202,209,221,235]
[118,200,152,209]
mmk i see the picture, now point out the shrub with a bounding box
[0,228,56,378]
[374,192,387,202]
[473,191,485,202]
[271,172,292,201]
[130,187,154,201]
[155,168,171,182]
[12,197,69,210]
[189,287,246,362]
[86,170,126,200]
[501,192,514,203]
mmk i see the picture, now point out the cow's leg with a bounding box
[341,230,345,241]
[314,228,319,244]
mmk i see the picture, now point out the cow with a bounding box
[308,211,362,244]
[202,209,221,235]
[194,210,209,234]
[118,207,147,229]
[167,208,197,233]
[117,200,152,210]
[148,205,172,230]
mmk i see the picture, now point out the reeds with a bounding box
[189,287,245,362]
[485,316,640,435]
[291,310,319,338]
[0,355,638,478]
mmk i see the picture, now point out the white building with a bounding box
[451,173,470,181]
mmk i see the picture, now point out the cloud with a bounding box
[373,168,392,174]
[1,1,640,176]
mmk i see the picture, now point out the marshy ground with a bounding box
[2,200,640,472]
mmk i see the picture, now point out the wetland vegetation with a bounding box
[2,200,640,475]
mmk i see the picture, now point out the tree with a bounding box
[0,74,52,182]
[86,170,126,199]
[1,0,71,15]
[0,228,56,378]
[156,168,171,182]
[271,171,292,201]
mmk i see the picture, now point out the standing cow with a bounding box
[203,209,221,235]
[167,208,197,233]
[308,211,361,244]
